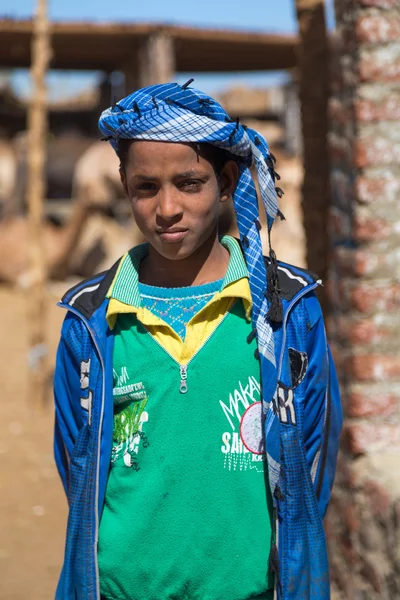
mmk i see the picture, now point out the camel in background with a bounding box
[46,140,142,280]
[0,195,138,287]
[0,138,17,217]
[0,202,90,285]
[71,140,124,210]
[0,140,138,286]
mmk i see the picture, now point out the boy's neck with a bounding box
[139,234,229,288]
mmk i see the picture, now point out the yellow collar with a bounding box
[106,276,252,330]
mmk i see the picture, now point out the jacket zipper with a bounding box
[58,302,105,600]
[147,310,230,394]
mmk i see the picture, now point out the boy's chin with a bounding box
[145,228,218,261]
[154,243,196,261]
[150,237,207,262]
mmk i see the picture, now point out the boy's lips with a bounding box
[156,228,189,243]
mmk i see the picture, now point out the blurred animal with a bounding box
[0,202,91,285]
[0,138,17,217]
[0,207,142,287]
[4,130,93,216]
[0,138,143,286]
[46,141,140,277]
[46,132,93,199]
[71,140,124,210]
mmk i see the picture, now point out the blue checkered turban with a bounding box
[98,82,280,229]
[99,81,284,496]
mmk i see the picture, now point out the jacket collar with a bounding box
[60,244,320,322]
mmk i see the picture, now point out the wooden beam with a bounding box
[294,0,330,313]
[0,20,297,72]
[26,0,51,406]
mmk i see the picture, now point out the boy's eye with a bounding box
[180,180,202,191]
[136,182,157,191]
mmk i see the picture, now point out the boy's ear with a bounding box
[120,168,129,197]
[219,160,239,204]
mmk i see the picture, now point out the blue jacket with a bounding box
[53,256,342,600]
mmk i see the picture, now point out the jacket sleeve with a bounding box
[302,292,343,519]
[53,313,86,497]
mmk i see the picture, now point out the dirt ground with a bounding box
[0,285,69,600]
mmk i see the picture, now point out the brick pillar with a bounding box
[327,0,400,598]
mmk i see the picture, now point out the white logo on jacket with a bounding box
[80,359,91,389]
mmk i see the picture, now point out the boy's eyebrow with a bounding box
[175,170,209,178]
[130,174,157,182]
[131,170,209,181]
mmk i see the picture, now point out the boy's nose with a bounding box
[156,189,183,221]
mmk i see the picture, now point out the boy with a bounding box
[53,82,342,600]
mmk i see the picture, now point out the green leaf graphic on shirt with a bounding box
[113,398,148,445]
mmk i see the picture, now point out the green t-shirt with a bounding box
[98,299,274,600]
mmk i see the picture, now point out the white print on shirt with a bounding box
[219,376,261,430]
[122,410,149,467]
[113,366,147,403]
[114,366,130,386]
[112,408,149,466]
[112,370,150,468]
[240,402,265,454]
[219,376,266,472]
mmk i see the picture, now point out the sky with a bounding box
[1,0,335,100]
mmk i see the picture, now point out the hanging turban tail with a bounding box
[99,81,284,498]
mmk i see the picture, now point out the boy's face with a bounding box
[120,140,237,261]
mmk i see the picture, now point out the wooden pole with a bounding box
[138,32,176,88]
[294,0,330,313]
[27,0,51,406]
[123,32,175,96]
